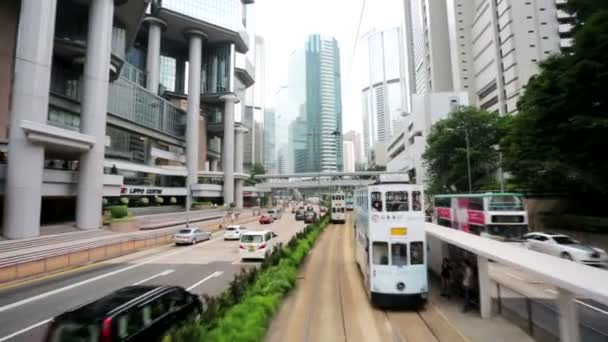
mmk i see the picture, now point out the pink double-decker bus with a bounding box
[433,193,528,241]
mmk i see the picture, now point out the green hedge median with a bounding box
[166,214,330,342]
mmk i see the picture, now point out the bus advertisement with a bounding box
[433,193,528,240]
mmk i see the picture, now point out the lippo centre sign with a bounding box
[119,186,187,196]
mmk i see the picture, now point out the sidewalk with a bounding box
[429,275,534,342]
[0,208,260,285]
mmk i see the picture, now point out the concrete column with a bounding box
[2,0,58,238]
[184,29,206,208]
[144,17,166,93]
[477,256,493,318]
[221,94,239,205]
[76,0,114,230]
[558,288,581,342]
[234,126,247,208]
[210,158,219,172]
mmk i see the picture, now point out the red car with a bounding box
[259,215,274,224]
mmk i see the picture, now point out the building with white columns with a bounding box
[0,0,259,239]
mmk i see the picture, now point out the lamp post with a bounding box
[493,145,505,193]
[447,127,472,193]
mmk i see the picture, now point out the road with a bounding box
[266,215,468,342]
[0,208,305,342]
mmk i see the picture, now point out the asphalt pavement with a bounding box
[0,207,305,342]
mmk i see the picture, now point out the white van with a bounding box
[267,209,282,220]
[239,230,279,260]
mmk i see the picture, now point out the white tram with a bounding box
[354,175,428,307]
[330,191,346,224]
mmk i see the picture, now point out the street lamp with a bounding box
[493,145,505,193]
[446,127,472,193]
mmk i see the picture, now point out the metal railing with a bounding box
[49,63,186,138]
[107,77,185,138]
[494,282,608,342]
[120,62,146,87]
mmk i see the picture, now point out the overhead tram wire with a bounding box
[347,0,367,80]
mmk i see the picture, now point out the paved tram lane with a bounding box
[0,208,307,342]
[266,214,468,342]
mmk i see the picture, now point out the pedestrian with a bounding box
[441,258,452,298]
[462,259,474,313]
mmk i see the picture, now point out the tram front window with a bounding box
[391,243,408,266]
[412,191,422,211]
[410,242,424,265]
[372,242,389,265]
[371,192,383,212]
[386,191,408,212]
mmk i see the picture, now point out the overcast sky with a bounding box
[254,0,404,135]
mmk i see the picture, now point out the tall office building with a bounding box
[263,109,276,173]
[243,35,266,171]
[360,27,409,162]
[343,130,364,165]
[406,0,574,114]
[407,0,454,95]
[289,115,308,173]
[305,34,343,172]
[445,0,569,114]
[343,140,356,173]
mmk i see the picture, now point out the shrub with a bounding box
[120,197,129,205]
[170,197,177,204]
[169,213,331,342]
[156,197,164,204]
[229,202,237,208]
[110,206,129,219]
[102,198,109,207]
[139,197,150,205]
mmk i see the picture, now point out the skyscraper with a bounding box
[360,27,409,162]
[305,34,343,172]
[343,130,364,164]
[343,140,356,173]
[407,0,454,95]
[263,109,276,173]
[243,35,266,171]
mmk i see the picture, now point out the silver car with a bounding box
[173,228,211,245]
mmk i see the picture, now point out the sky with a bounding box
[254,0,405,135]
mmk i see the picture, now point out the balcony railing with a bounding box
[49,63,186,138]
[108,77,186,138]
[120,62,146,87]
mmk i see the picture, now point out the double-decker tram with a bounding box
[330,191,346,223]
[345,195,354,211]
[433,192,528,241]
[354,175,427,307]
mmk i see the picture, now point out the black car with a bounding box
[45,286,202,342]
[295,210,306,221]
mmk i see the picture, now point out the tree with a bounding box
[501,9,608,195]
[246,162,267,186]
[423,106,504,195]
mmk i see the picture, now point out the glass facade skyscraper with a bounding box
[304,34,343,172]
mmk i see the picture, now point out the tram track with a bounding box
[266,213,467,342]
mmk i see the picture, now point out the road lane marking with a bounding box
[187,271,223,291]
[0,246,193,314]
[0,318,52,342]
[132,269,175,286]
[576,300,608,315]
